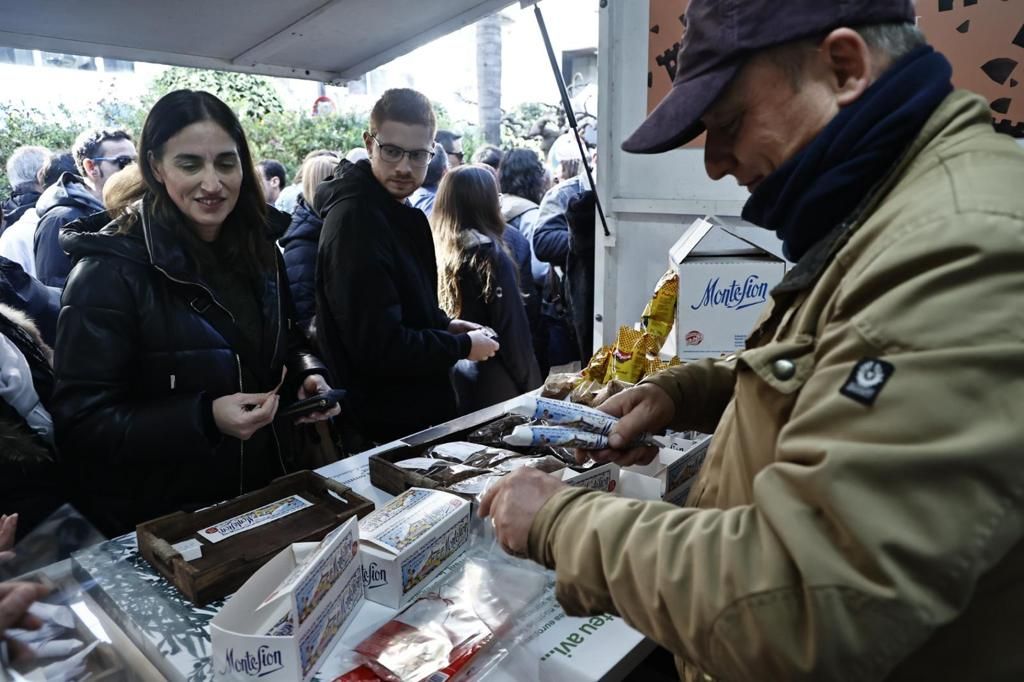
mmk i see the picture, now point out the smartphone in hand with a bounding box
[278,388,346,419]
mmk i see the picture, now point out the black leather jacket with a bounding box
[52,205,325,535]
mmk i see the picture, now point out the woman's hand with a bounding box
[212,392,280,440]
[467,329,500,362]
[295,374,342,425]
[448,319,482,335]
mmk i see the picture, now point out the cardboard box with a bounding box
[666,216,787,360]
[561,461,620,494]
[211,516,364,682]
[619,435,712,504]
[359,488,470,609]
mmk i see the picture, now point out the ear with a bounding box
[148,151,164,185]
[363,131,374,157]
[820,28,874,108]
[271,176,281,190]
[82,158,99,180]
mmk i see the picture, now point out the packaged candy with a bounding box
[641,270,679,348]
[504,425,609,450]
[540,372,580,400]
[609,327,659,384]
[509,395,619,434]
[581,346,612,381]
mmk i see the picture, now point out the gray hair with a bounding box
[6,145,50,189]
[766,22,926,87]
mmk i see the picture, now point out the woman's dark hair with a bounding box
[498,148,546,205]
[119,89,273,274]
[431,165,511,317]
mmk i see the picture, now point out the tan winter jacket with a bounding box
[527,91,1024,681]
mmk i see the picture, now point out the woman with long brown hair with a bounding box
[432,165,540,413]
[52,90,339,536]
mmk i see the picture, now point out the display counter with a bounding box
[62,398,654,681]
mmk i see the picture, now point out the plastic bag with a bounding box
[331,548,547,682]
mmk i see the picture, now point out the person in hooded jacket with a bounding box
[34,128,136,288]
[51,90,340,537]
[279,153,339,341]
[499,148,551,373]
[432,165,541,413]
[313,88,499,448]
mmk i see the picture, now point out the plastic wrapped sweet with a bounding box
[465,416,530,448]
[540,373,579,400]
[641,270,679,349]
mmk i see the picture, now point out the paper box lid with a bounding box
[358,488,468,557]
[670,215,786,263]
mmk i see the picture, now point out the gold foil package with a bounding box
[641,270,679,348]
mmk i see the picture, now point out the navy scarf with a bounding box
[742,46,953,261]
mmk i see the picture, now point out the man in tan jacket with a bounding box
[480,1,1024,680]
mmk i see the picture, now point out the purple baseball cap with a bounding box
[622,0,916,154]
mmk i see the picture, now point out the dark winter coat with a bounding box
[0,305,63,540]
[2,186,41,230]
[450,231,541,414]
[313,160,471,444]
[0,256,60,347]
[34,173,104,287]
[279,196,322,335]
[52,205,325,536]
[533,177,596,365]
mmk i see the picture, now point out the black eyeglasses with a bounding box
[91,155,137,170]
[371,135,435,167]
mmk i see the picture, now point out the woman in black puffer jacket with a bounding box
[279,153,338,342]
[52,91,340,537]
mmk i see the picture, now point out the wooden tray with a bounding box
[137,470,374,606]
[369,413,581,497]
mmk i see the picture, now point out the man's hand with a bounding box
[294,374,343,425]
[212,392,280,440]
[579,383,676,467]
[448,319,482,335]
[478,468,567,557]
[467,329,500,362]
[0,514,16,562]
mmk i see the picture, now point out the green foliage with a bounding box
[0,103,78,191]
[2,69,369,193]
[145,67,285,120]
[246,109,368,181]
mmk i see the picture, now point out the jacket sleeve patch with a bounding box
[840,358,895,406]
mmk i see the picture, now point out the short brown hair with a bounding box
[369,88,436,137]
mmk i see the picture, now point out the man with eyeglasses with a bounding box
[313,88,499,450]
[34,128,135,287]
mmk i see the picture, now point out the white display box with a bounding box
[562,461,620,494]
[211,517,364,682]
[619,435,712,504]
[359,488,470,609]
[666,216,787,360]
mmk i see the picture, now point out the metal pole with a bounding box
[533,3,610,237]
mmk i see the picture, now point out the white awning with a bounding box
[0,0,518,82]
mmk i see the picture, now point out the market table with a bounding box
[68,401,656,681]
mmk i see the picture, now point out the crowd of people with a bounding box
[0,86,595,543]
[4,0,1023,678]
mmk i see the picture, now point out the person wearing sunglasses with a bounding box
[313,88,499,451]
[34,127,136,287]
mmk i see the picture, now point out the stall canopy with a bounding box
[0,0,517,82]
